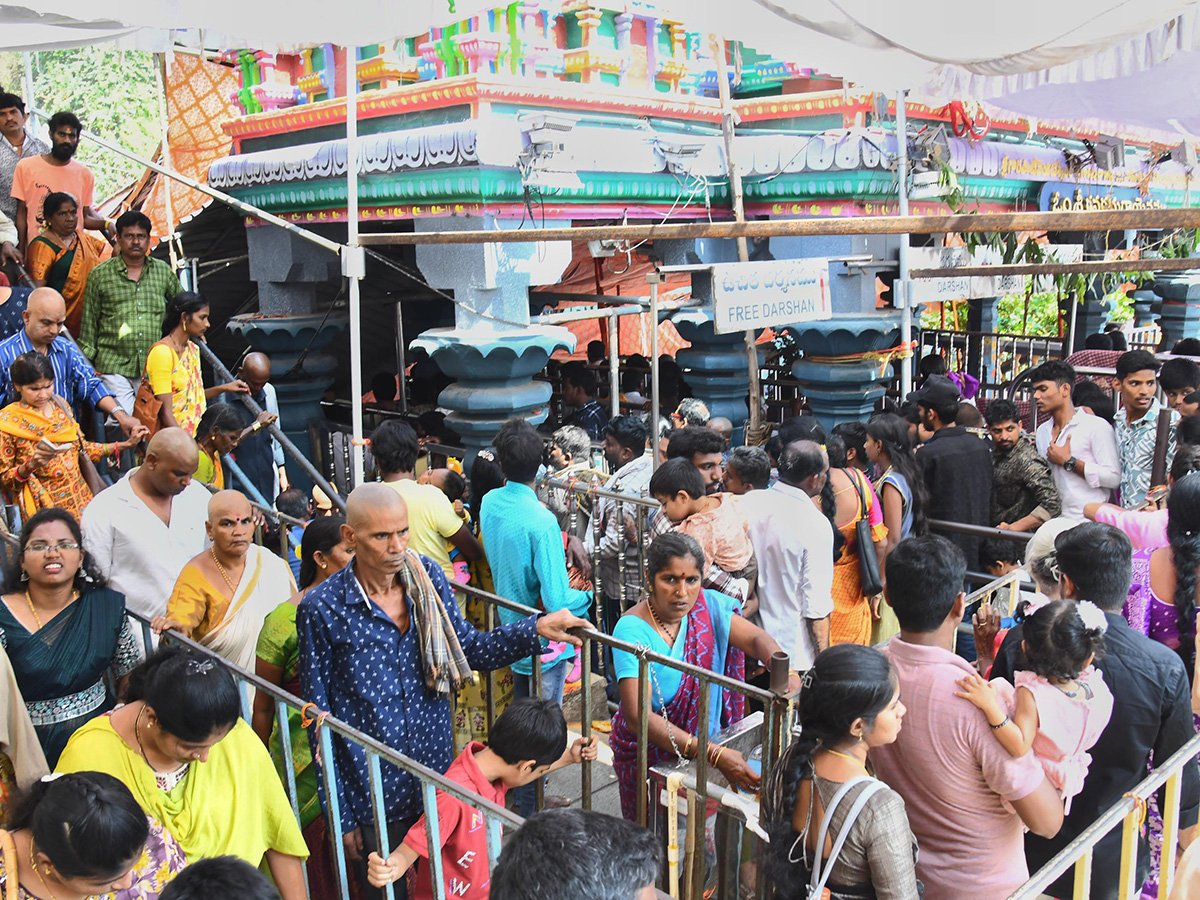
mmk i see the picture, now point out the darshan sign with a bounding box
[710,259,831,334]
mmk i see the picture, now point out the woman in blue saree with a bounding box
[0,508,138,766]
[609,532,799,821]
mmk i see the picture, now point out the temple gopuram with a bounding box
[198,0,1198,450]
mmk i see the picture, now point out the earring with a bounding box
[319,562,327,570]
[19,570,28,582]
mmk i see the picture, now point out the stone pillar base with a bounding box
[672,311,761,445]
[226,312,349,492]
[1155,274,1200,348]
[411,327,575,460]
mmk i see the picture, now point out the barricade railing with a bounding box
[1009,729,1200,900]
[448,580,796,900]
[126,610,524,900]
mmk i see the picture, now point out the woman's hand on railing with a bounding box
[536,610,591,646]
[220,379,251,395]
[715,747,760,793]
[150,615,186,636]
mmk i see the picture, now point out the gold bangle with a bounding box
[684,735,695,758]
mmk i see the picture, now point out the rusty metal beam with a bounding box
[357,208,1200,246]
[910,256,1200,279]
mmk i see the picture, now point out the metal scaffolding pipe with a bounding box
[358,208,1200,246]
[195,340,347,513]
[911,256,1200,278]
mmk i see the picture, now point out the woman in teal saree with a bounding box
[0,508,138,766]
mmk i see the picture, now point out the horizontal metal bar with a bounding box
[358,208,1200,247]
[928,518,1033,542]
[912,257,1200,279]
[537,473,661,509]
[452,582,779,703]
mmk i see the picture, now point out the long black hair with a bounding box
[1167,471,1200,667]
[298,515,346,589]
[469,448,506,521]
[7,772,148,880]
[1021,599,1106,680]
[161,291,209,337]
[10,350,55,388]
[5,507,106,592]
[866,412,929,536]
[124,646,240,742]
[761,645,896,895]
[195,404,243,443]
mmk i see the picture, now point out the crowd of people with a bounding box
[4,92,1200,900]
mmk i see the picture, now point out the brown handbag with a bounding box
[132,376,162,436]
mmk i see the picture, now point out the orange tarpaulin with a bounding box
[140,53,239,244]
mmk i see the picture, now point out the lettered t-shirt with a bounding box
[401,741,504,900]
[9,155,94,242]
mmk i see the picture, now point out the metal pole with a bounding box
[155,54,177,270]
[32,109,344,257]
[1068,289,1080,355]
[21,53,36,132]
[896,89,913,398]
[345,48,365,487]
[608,311,620,419]
[650,275,661,472]
[395,299,408,416]
[710,34,762,438]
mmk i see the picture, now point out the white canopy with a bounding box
[5,0,1200,135]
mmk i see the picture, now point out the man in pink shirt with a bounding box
[871,534,1063,900]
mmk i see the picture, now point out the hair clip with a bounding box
[185,658,218,675]
[40,773,64,783]
[477,449,495,462]
[1075,600,1109,633]
[800,671,814,690]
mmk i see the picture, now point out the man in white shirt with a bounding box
[738,439,834,671]
[1032,360,1120,519]
[81,428,211,628]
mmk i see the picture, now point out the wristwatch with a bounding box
[1064,456,1078,472]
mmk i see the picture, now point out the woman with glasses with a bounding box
[0,508,138,766]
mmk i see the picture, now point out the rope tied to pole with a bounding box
[802,340,918,378]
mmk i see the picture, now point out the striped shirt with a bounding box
[0,329,110,408]
[79,255,182,377]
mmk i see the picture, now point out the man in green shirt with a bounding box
[79,210,182,413]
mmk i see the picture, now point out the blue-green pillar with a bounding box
[1156,273,1200,347]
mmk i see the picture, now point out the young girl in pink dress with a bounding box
[955,598,1114,812]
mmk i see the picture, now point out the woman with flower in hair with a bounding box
[56,646,309,899]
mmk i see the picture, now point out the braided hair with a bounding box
[1167,471,1200,668]
[6,772,148,880]
[760,645,896,898]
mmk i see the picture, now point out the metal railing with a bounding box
[916,328,1066,400]
[1009,730,1200,900]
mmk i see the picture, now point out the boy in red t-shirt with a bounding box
[366,698,597,900]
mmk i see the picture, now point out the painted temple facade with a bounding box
[206,0,1200,448]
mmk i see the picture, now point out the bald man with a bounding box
[81,427,212,627]
[221,351,285,503]
[157,489,296,669]
[0,287,145,438]
[298,483,589,899]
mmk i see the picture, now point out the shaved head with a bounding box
[707,417,733,441]
[23,288,67,349]
[240,352,271,388]
[346,482,406,530]
[208,489,251,522]
[147,427,199,470]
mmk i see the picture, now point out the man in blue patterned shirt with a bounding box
[561,361,608,441]
[298,483,587,900]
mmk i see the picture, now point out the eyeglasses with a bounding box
[25,541,80,553]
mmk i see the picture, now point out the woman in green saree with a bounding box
[0,508,139,767]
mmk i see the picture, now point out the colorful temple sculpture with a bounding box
[206,1,1199,446]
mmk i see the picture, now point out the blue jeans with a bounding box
[511,655,572,816]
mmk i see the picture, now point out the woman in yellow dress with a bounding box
[56,646,309,900]
[24,192,108,336]
[0,352,137,520]
[144,292,247,437]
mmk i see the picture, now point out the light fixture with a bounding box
[1171,141,1198,168]
[1083,136,1126,171]
[654,136,706,175]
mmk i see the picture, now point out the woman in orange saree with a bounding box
[24,192,107,337]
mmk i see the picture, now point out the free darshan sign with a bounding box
[710,259,832,334]
[908,245,1084,305]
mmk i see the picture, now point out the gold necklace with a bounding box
[25,589,77,632]
[824,747,870,774]
[645,598,680,645]
[29,837,60,900]
[209,547,237,593]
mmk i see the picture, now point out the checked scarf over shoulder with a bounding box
[397,549,476,696]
